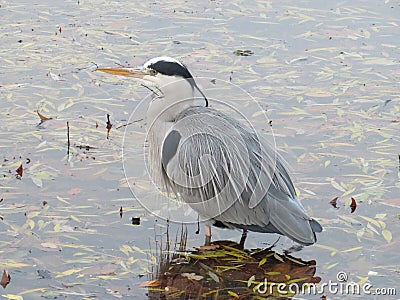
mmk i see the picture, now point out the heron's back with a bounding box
[157,106,322,245]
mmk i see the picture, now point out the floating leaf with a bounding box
[48,72,64,81]
[330,180,345,192]
[67,188,83,195]
[342,246,363,253]
[40,242,58,249]
[330,197,339,208]
[359,216,382,229]
[37,111,52,122]
[16,164,23,178]
[350,197,357,213]
[120,245,133,256]
[1,270,11,288]
[1,295,22,300]
[382,230,392,243]
[31,177,43,188]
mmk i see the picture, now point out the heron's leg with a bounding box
[239,229,248,249]
[205,224,212,245]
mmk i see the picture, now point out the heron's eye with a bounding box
[148,69,158,76]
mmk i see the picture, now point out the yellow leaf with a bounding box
[19,288,47,295]
[227,290,239,298]
[2,295,23,300]
[53,223,61,232]
[342,246,363,253]
[120,245,133,256]
[131,245,146,254]
[330,180,346,192]
[359,216,382,228]
[56,268,85,277]
[326,263,339,270]
[56,196,70,204]
[27,219,35,230]
[382,230,392,243]
[342,187,356,197]
[314,244,338,256]
[377,221,386,229]
[70,215,81,222]
[26,211,40,218]
[258,257,267,267]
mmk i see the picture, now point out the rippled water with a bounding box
[1,0,399,299]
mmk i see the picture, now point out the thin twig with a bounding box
[67,121,70,156]
[115,118,144,129]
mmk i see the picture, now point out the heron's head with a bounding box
[98,56,208,110]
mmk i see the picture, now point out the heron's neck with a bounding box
[146,79,201,124]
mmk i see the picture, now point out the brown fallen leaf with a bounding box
[0,270,11,288]
[37,111,52,121]
[67,188,83,195]
[181,273,204,281]
[198,244,220,251]
[330,197,339,209]
[140,280,161,287]
[16,164,23,178]
[350,197,357,213]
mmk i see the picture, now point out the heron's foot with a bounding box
[239,229,248,249]
[283,244,304,254]
[205,224,212,246]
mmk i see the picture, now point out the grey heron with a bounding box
[98,56,322,246]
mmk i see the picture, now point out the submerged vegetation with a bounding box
[147,230,320,299]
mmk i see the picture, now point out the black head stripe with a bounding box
[148,60,193,79]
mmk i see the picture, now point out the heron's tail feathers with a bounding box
[309,219,323,233]
[265,195,323,246]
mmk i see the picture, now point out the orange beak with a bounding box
[96,67,145,78]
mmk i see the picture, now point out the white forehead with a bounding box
[143,56,184,68]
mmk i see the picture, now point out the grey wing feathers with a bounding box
[161,106,322,245]
[162,130,181,169]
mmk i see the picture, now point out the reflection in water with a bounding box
[146,235,319,299]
